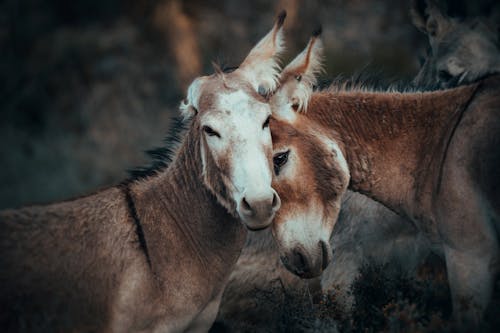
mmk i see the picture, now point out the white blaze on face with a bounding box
[180,12,286,230]
[200,89,276,226]
[221,90,273,201]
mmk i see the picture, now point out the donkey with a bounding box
[0,13,286,333]
[270,31,429,289]
[216,7,500,327]
[269,33,500,327]
[213,33,432,331]
[411,0,500,88]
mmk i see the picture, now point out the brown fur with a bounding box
[308,83,480,218]
[269,114,349,278]
[0,13,286,331]
[271,118,347,223]
[0,120,247,332]
[271,74,500,326]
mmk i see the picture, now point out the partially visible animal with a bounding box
[412,0,500,87]
[0,13,286,333]
[270,33,500,328]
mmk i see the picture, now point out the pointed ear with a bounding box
[410,0,428,33]
[425,0,449,38]
[236,11,286,94]
[410,0,449,38]
[281,27,324,113]
[283,26,324,88]
[179,76,208,120]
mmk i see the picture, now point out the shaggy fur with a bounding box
[274,74,500,327]
[0,12,288,331]
[0,120,247,332]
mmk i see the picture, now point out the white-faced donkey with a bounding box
[0,12,287,333]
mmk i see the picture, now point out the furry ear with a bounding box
[410,0,449,37]
[283,26,324,88]
[236,11,286,94]
[179,76,207,120]
[425,0,449,38]
[281,27,324,112]
[410,0,428,33]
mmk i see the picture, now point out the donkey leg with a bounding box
[438,127,500,327]
[184,290,224,333]
[437,183,498,327]
[444,243,498,327]
[438,194,498,327]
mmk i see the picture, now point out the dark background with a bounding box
[0,0,490,209]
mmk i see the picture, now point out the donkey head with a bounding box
[180,12,286,230]
[411,0,500,87]
[269,32,350,278]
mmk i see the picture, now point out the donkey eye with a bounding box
[203,126,220,138]
[273,150,290,175]
[263,116,271,129]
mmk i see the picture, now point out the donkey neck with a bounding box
[127,124,246,290]
[307,84,479,218]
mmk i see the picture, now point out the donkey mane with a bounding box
[318,71,443,94]
[128,72,445,183]
[127,116,187,181]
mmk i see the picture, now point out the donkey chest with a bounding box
[110,259,226,332]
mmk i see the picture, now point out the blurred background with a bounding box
[0,0,493,209]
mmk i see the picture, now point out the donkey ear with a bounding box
[425,0,449,38]
[283,27,324,87]
[281,27,324,113]
[236,11,286,94]
[410,0,428,33]
[179,76,207,120]
[410,0,449,37]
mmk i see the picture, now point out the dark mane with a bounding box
[127,116,188,181]
[211,56,239,74]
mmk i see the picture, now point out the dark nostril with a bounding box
[293,248,310,274]
[241,197,252,213]
[271,193,280,210]
[320,241,330,270]
[438,69,453,82]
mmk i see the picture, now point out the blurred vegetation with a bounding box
[212,254,500,332]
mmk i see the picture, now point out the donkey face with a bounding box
[270,33,350,278]
[411,0,500,87]
[180,12,286,230]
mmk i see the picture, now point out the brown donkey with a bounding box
[270,34,500,326]
[0,13,286,333]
